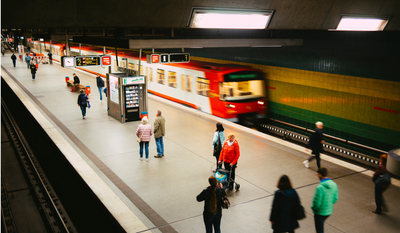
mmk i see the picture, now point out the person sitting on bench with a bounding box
[73,73,80,92]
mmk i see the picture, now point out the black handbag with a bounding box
[221,194,230,209]
[295,192,306,220]
[213,133,222,157]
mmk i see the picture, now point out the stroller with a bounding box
[214,168,240,191]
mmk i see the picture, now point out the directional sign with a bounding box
[76,56,101,67]
[101,56,111,66]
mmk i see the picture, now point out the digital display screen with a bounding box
[224,71,263,82]
[169,53,190,63]
[75,56,101,67]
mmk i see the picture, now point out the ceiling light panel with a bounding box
[336,15,390,31]
[188,8,274,29]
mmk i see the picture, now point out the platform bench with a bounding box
[67,80,86,93]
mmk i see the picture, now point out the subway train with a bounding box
[31,41,267,123]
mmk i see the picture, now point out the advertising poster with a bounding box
[110,75,119,104]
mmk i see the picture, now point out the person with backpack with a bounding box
[77,89,89,119]
[30,61,37,80]
[96,73,105,102]
[270,175,302,233]
[11,52,17,67]
[197,176,226,233]
[212,123,225,170]
[372,154,391,214]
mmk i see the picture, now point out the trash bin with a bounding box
[140,111,148,119]
[86,86,91,96]
[65,76,69,83]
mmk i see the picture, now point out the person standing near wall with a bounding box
[30,61,37,80]
[212,123,225,170]
[11,52,17,67]
[311,168,339,233]
[77,89,89,119]
[304,122,325,169]
[25,53,31,69]
[372,154,391,214]
[96,73,105,102]
[154,110,165,158]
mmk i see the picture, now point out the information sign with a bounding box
[75,56,101,67]
[101,56,111,66]
[123,76,145,85]
[109,75,119,104]
[169,53,190,63]
[160,54,169,63]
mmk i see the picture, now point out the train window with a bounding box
[149,68,153,82]
[140,65,144,75]
[157,69,165,85]
[220,80,265,101]
[197,77,209,96]
[114,60,119,72]
[187,75,192,92]
[168,71,177,88]
[128,62,135,70]
[181,75,185,91]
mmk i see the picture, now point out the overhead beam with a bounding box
[129,38,302,49]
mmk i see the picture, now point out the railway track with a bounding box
[1,98,77,233]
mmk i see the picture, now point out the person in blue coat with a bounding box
[96,73,105,101]
[77,89,89,119]
[270,175,301,233]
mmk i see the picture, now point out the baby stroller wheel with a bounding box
[235,184,240,191]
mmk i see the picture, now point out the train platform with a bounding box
[2,54,400,233]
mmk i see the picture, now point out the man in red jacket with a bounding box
[218,133,240,190]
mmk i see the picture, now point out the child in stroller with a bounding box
[214,168,240,191]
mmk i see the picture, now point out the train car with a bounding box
[31,41,267,123]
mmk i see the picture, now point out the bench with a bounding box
[67,80,86,93]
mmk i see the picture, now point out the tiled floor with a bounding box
[2,55,400,233]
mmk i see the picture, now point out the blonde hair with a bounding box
[227,133,235,139]
[141,116,148,124]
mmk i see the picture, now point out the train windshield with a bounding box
[221,71,266,101]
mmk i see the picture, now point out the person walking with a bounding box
[47,51,53,64]
[136,117,153,162]
[303,121,325,169]
[30,61,37,80]
[73,73,80,92]
[270,175,301,233]
[11,52,17,67]
[311,167,339,233]
[218,133,240,190]
[197,176,225,233]
[27,45,31,53]
[25,53,31,68]
[372,154,391,214]
[1,46,5,56]
[96,73,105,102]
[154,110,165,158]
[212,123,225,170]
[77,89,89,119]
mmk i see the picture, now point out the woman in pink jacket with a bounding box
[136,117,153,161]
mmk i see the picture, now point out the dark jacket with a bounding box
[77,93,88,107]
[30,64,37,74]
[47,52,52,59]
[270,188,300,232]
[73,76,80,84]
[309,128,324,153]
[96,76,104,87]
[197,186,225,216]
[11,54,17,61]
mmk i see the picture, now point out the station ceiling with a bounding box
[2,0,400,30]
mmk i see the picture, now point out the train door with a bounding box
[180,70,196,105]
[195,74,211,113]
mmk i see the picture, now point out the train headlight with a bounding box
[257,101,264,105]
[227,104,235,108]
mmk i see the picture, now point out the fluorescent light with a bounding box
[188,8,273,29]
[336,15,389,31]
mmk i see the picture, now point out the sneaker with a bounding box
[146,159,150,162]
[83,117,85,119]
[139,157,143,161]
[154,155,162,158]
[303,160,309,168]
[98,100,102,102]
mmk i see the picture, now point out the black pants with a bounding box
[314,214,329,233]
[224,162,236,187]
[273,230,294,233]
[49,59,52,64]
[375,185,388,213]
[308,152,321,169]
[12,60,16,67]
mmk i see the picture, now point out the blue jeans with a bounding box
[26,61,30,68]
[203,213,221,233]
[139,141,149,159]
[98,87,103,100]
[155,137,164,156]
[314,214,329,233]
[80,105,86,117]
[31,73,35,80]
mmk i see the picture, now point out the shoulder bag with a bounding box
[294,192,306,220]
[213,133,222,157]
[137,125,147,143]
[221,190,230,209]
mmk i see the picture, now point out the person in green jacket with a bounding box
[311,167,339,233]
